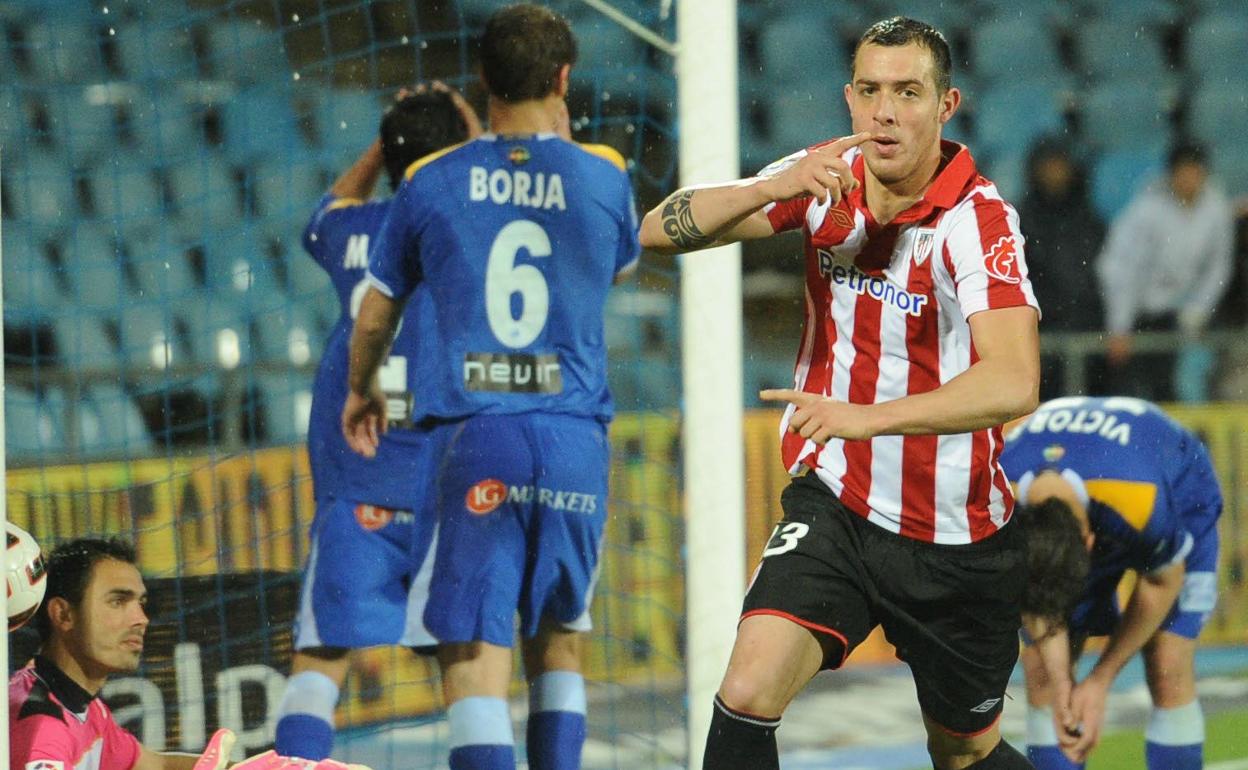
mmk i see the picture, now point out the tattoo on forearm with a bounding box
[661,189,714,249]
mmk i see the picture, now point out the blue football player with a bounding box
[1001,396,1223,770]
[273,84,480,760]
[343,6,639,769]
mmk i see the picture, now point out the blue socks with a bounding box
[1145,701,1204,770]
[274,670,340,760]
[527,671,588,770]
[448,696,515,770]
[1025,706,1084,770]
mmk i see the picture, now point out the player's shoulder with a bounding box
[571,141,628,173]
[403,139,475,183]
[12,674,66,724]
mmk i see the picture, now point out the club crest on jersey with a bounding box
[508,146,530,165]
[985,235,1022,284]
[466,479,508,515]
[1043,443,1066,462]
[355,504,394,531]
[911,228,935,266]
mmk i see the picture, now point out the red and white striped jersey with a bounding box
[763,140,1039,544]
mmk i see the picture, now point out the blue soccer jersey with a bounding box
[1001,396,1223,637]
[366,133,640,422]
[302,193,429,510]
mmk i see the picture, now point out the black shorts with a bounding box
[742,473,1026,736]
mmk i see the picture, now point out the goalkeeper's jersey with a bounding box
[1000,396,1221,581]
[366,133,640,423]
[9,656,141,770]
[302,193,428,509]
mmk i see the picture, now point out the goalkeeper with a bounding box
[8,537,364,770]
[272,83,479,760]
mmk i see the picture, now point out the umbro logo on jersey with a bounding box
[827,207,854,230]
[985,235,1022,284]
[970,697,1002,713]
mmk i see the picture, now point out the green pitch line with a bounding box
[1086,707,1248,769]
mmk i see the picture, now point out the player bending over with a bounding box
[272,85,479,759]
[344,5,639,769]
[1003,396,1222,770]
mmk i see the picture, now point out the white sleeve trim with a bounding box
[1148,531,1194,575]
[365,271,397,298]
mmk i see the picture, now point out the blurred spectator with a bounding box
[1095,140,1234,401]
[1018,136,1106,398]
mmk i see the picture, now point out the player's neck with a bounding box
[43,641,108,697]
[488,95,564,137]
[863,144,943,225]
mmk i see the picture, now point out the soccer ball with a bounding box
[6,522,47,631]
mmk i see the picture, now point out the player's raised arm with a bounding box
[638,132,871,255]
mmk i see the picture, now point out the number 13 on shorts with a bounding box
[762,522,810,558]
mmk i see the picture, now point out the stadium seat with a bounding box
[1186,12,1248,81]
[255,372,313,443]
[79,384,156,456]
[250,158,326,225]
[5,386,65,461]
[1073,20,1170,79]
[1079,0,1181,25]
[1090,147,1165,219]
[1213,152,1248,198]
[20,20,108,83]
[571,12,648,95]
[975,0,1074,24]
[768,80,852,156]
[757,13,840,84]
[124,90,205,158]
[1,226,67,321]
[285,250,332,301]
[219,87,307,163]
[182,293,254,368]
[200,228,281,296]
[90,158,166,223]
[6,150,81,229]
[125,227,202,300]
[1187,81,1248,148]
[1079,81,1171,150]
[41,88,121,166]
[0,84,35,157]
[312,89,383,158]
[980,151,1026,203]
[252,303,322,366]
[168,156,242,225]
[973,82,1067,159]
[117,302,183,371]
[112,23,198,82]
[53,312,121,372]
[203,19,291,84]
[64,225,132,312]
[969,18,1065,83]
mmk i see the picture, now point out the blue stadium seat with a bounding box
[252,303,322,366]
[256,372,313,443]
[1213,152,1248,198]
[20,20,107,83]
[168,156,242,225]
[1187,81,1248,149]
[1079,0,1181,25]
[571,12,648,88]
[203,20,291,84]
[117,302,182,371]
[1090,147,1165,220]
[980,151,1026,204]
[1073,20,1169,79]
[125,227,201,300]
[7,151,81,229]
[1079,81,1171,150]
[970,18,1064,83]
[768,80,851,156]
[5,387,65,461]
[0,84,34,157]
[220,87,306,163]
[41,88,120,165]
[79,384,156,456]
[91,158,165,223]
[285,250,332,301]
[974,82,1067,158]
[200,228,280,295]
[182,292,254,368]
[125,90,204,158]
[113,23,198,82]
[885,0,973,34]
[64,225,132,312]
[251,158,326,226]
[53,312,120,372]
[1,226,66,321]
[1187,13,1248,81]
[312,89,382,158]
[757,14,839,84]
[975,0,1074,24]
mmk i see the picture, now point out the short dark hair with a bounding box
[35,537,138,643]
[380,91,470,190]
[1168,139,1208,171]
[479,4,577,103]
[1015,498,1089,636]
[852,17,952,94]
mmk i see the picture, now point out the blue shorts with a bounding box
[424,413,609,647]
[1072,522,1220,641]
[293,497,438,649]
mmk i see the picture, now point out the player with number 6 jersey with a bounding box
[349,6,639,769]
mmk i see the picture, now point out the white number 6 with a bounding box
[486,220,551,348]
[762,522,810,558]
